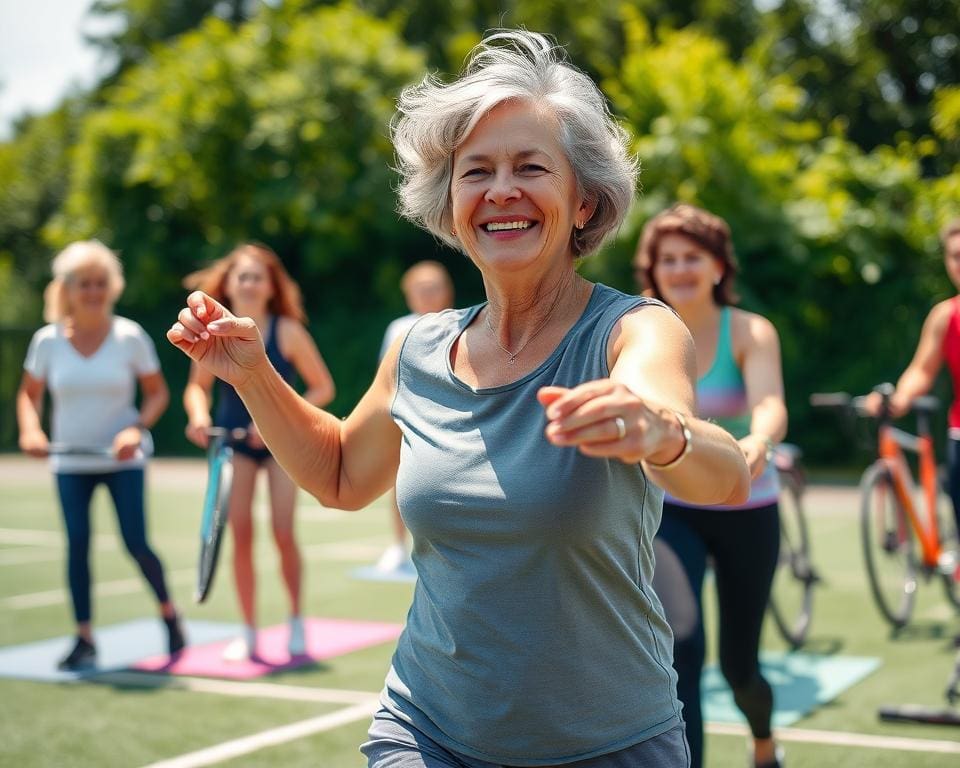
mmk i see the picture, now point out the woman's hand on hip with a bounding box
[167,292,266,387]
[538,381,685,464]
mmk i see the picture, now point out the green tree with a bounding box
[761,0,960,166]
[593,13,959,458]
[88,0,255,73]
[47,3,475,452]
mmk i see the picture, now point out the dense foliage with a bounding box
[2,0,958,462]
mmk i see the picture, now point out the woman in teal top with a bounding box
[635,203,789,768]
[167,32,751,767]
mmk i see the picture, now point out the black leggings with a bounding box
[653,502,780,768]
[945,437,960,536]
[55,469,170,624]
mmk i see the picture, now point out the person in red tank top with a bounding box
[866,219,960,535]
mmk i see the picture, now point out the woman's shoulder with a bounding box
[111,315,150,338]
[728,307,780,361]
[928,297,958,325]
[29,323,60,344]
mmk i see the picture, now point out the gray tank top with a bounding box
[382,283,681,765]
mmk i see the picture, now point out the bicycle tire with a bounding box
[860,461,918,629]
[195,442,235,604]
[769,472,815,648]
[938,503,960,611]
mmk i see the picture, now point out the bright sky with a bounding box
[0,0,117,139]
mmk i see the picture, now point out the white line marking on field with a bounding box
[0,568,194,610]
[139,699,379,768]
[0,549,64,566]
[708,722,960,754]
[94,671,378,704]
[0,527,116,548]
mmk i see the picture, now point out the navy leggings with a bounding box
[55,469,170,624]
[653,502,780,768]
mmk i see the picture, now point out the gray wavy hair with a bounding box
[391,29,638,257]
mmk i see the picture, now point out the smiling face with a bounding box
[224,254,274,311]
[65,266,114,320]
[649,232,724,309]
[450,99,594,275]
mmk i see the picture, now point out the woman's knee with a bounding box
[271,525,298,551]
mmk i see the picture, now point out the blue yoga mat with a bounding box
[351,562,417,584]
[703,651,881,727]
[0,619,241,683]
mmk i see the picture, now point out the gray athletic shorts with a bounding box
[361,708,691,767]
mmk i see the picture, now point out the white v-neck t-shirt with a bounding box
[23,316,160,474]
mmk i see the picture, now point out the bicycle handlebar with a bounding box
[809,388,940,418]
[204,427,249,441]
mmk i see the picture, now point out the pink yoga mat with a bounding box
[133,617,403,679]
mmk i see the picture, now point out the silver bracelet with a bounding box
[643,411,693,472]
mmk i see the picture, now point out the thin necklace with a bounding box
[484,281,569,365]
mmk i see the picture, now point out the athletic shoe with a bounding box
[164,614,186,656]
[375,543,411,573]
[222,625,257,662]
[752,744,785,768]
[58,637,97,671]
[288,616,306,657]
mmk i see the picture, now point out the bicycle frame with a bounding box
[878,419,943,570]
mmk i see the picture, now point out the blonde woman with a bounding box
[17,240,184,671]
[182,243,335,660]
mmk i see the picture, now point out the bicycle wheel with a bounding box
[938,502,960,611]
[860,462,918,628]
[769,473,815,648]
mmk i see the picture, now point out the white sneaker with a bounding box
[288,616,306,657]
[222,625,256,662]
[375,543,409,573]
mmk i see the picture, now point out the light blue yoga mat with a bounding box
[703,651,881,727]
[351,562,417,584]
[0,618,241,683]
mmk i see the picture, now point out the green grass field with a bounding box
[1,456,958,767]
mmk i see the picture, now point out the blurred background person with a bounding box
[864,219,960,557]
[373,260,454,575]
[182,243,335,660]
[636,203,788,768]
[16,240,183,670]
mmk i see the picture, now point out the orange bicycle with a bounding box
[813,384,960,629]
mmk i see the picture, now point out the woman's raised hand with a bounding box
[167,292,265,387]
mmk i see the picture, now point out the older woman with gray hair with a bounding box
[168,30,749,767]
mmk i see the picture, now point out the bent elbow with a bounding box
[723,465,752,506]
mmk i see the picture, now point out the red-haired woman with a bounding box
[635,204,788,768]
[182,243,335,660]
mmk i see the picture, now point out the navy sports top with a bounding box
[215,316,295,430]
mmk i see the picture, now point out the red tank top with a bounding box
[942,297,960,428]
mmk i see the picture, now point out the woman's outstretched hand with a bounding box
[167,292,265,387]
[538,381,683,465]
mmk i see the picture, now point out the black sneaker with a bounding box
[58,637,96,671]
[164,615,186,656]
